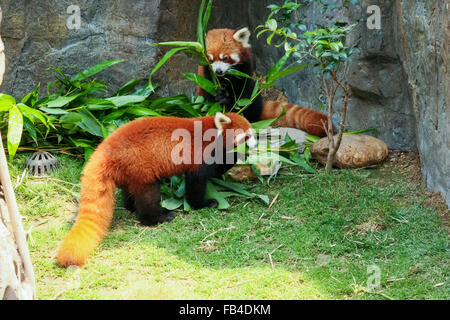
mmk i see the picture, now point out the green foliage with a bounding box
[0,91,50,160]
[258,1,360,75]
[0,59,218,159]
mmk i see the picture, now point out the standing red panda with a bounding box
[57,112,255,267]
[198,27,333,137]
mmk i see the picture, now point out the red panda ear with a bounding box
[214,112,231,133]
[233,27,251,48]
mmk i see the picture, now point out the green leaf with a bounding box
[251,108,286,131]
[206,102,222,116]
[266,52,291,83]
[21,84,40,106]
[102,109,129,123]
[205,182,230,210]
[7,105,24,161]
[161,198,184,211]
[70,60,125,82]
[39,107,68,115]
[344,128,379,135]
[0,94,16,112]
[116,78,144,96]
[69,137,95,148]
[126,106,163,117]
[330,42,342,52]
[76,109,106,138]
[268,64,307,82]
[211,178,270,205]
[17,103,49,127]
[306,134,320,143]
[226,69,254,79]
[60,112,84,123]
[197,0,207,49]
[266,31,276,45]
[202,0,214,33]
[23,116,38,144]
[148,46,189,86]
[266,19,278,31]
[153,41,203,52]
[46,93,84,108]
[183,72,217,96]
[237,99,252,107]
[289,151,317,174]
[106,95,148,108]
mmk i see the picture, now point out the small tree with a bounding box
[258,0,359,171]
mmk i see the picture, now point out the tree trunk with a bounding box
[0,5,37,300]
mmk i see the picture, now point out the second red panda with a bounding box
[198,27,333,137]
[57,112,255,267]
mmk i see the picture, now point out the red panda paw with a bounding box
[216,87,232,106]
[205,199,219,208]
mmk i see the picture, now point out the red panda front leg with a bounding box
[128,182,175,225]
[185,165,219,209]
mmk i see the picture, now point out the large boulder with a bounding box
[310,134,389,169]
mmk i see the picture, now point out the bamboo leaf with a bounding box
[106,95,148,107]
[148,47,189,86]
[76,109,106,138]
[266,52,291,83]
[126,106,163,117]
[183,72,217,96]
[268,64,307,82]
[70,60,125,81]
[0,94,16,112]
[7,105,24,161]
[251,108,286,131]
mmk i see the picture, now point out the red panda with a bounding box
[198,27,333,137]
[57,112,255,267]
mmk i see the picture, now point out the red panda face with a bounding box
[206,28,252,75]
[214,112,257,149]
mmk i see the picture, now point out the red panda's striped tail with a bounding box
[261,101,333,137]
[57,151,116,267]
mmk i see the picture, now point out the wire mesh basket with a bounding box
[25,151,58,176]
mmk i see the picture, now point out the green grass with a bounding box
[10,154,449,300]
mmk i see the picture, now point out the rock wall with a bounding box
[393,1,449,205]
[0,0,448,205]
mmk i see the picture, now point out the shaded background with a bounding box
[0,0,448,205]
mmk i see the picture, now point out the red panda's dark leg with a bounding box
[185,165,219,210]
[129,182,175,225]
[121,187,136,212]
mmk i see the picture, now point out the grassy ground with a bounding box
[10,152,449,300]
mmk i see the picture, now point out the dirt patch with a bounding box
[386,150,449,229]
[387,149,424,184]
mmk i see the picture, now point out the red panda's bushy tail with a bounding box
[261,101,334,137]
[57,151,116,267]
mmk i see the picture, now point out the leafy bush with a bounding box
[0,0,322,210]
[258,0,361,171]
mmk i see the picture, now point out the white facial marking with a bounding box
[211,61,231,74]
[246,129,257,149]
[219,53,224,60]
[208,53,213,61]
[235,133,246,145]
[230,53,240,63]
